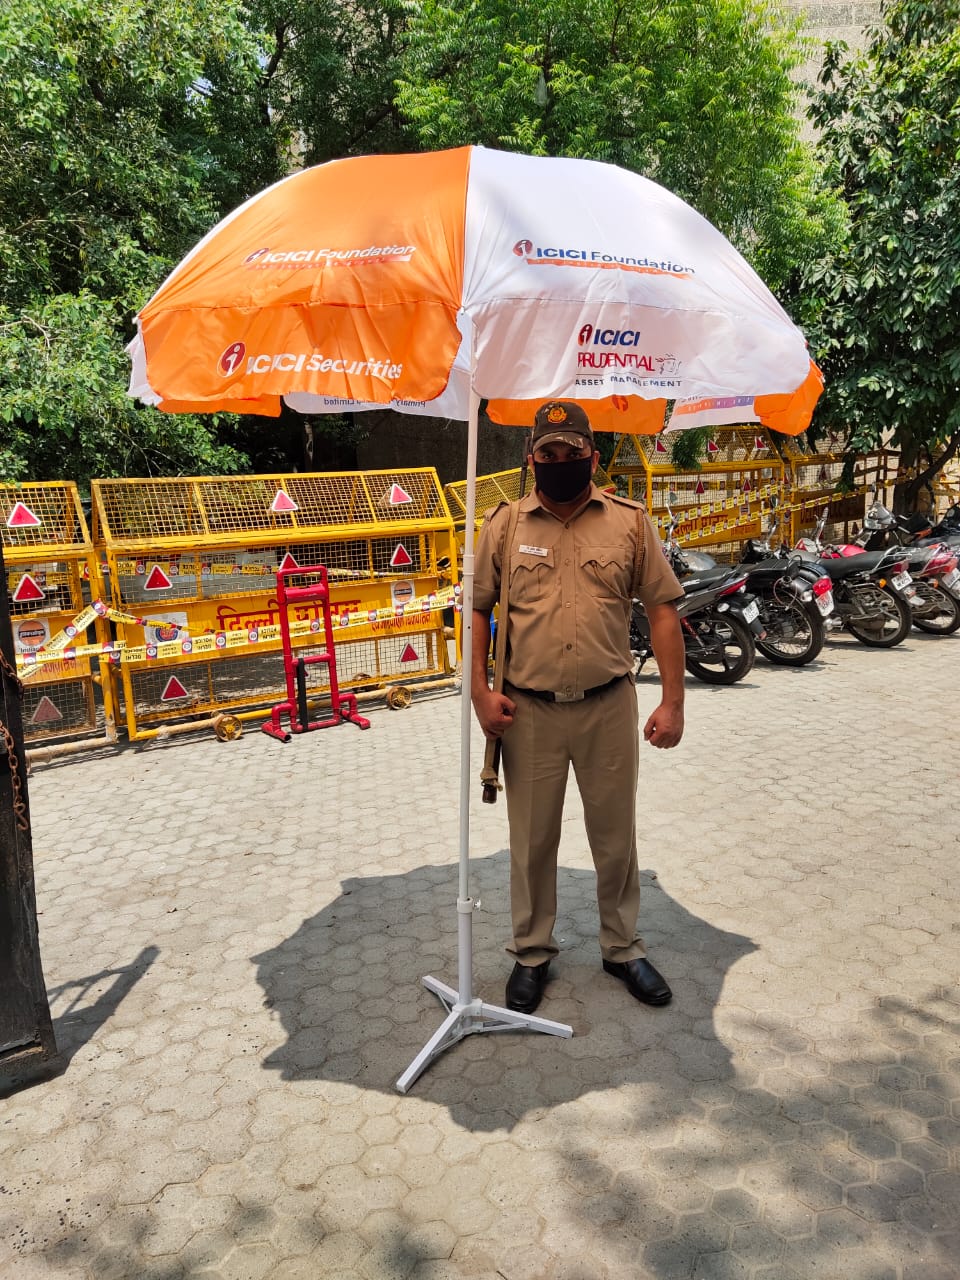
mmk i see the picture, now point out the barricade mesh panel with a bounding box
[113,536,431,607]
[8,560,84,616]
[94,471,451,543]
[127,631,444,722]
[0,484,89,553]
[22,678,97,738]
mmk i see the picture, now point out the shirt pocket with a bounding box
[508,547,555,602]
[578,545,631,600]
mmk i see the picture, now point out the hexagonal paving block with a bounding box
[710,1189,760,1226]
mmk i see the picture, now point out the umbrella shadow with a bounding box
[252,854,756,1129]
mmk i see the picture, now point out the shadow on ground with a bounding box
[252,854,756,1126]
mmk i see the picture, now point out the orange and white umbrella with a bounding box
[128,145,820,436]
[127,146,823,1091]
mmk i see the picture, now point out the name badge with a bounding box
[518,544,548,557]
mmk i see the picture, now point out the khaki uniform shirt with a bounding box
[473,484,683,696]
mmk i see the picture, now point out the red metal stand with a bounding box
[261,565,370,742]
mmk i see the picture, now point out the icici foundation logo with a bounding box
[578,324,593,345]
[513,239,534,258]
[218,342,246,377]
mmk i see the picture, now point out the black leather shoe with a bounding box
[505,961,550,1014]
[602,957,672,1006]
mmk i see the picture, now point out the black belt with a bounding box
[507,673,627,703]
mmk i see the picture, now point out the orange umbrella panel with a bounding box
[137,149,472,410]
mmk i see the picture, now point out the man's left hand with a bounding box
[643,702,684,749]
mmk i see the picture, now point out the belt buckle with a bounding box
[554,689,584,703]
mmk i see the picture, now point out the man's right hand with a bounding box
[472,687,516,739]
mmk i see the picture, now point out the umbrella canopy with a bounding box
[128,146,821,435]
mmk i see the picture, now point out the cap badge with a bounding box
[546,406,567,423]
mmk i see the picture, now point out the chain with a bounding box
[0,646,23,698]
[1,718,29,831]
[0,641,29,830]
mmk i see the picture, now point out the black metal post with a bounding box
[0,541,60,1088]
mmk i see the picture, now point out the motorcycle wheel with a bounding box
[684,612,756,684]
[845,588,911,647]
[756,597,825,666]
[912,586,960,634]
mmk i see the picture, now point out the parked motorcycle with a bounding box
[631,520,765,685]
[854,498,960,634]
[667,513,834,667]
[795,511,920,647]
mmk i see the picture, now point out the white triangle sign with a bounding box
[12,573,45,603]
[31,696,63,725]
[144,564,173,591]
[161,675,190,701]
[271,489,298,513]
[6,501,42,529]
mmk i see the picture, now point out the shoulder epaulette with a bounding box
[480,499,510,524]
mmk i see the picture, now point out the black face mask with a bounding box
[533,456,594,505]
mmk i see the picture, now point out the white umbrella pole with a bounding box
[395,390,572,1095]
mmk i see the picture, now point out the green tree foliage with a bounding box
[249,0,415,165]
[0,0,272,485]
[395,0,842,291]
[802,0,960,505]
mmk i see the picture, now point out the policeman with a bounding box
[472,401,686,1015]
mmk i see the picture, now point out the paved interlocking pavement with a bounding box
[2,630,959,1280]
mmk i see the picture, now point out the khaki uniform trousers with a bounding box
[500,673,645,966]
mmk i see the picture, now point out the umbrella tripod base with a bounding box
[395,974,573,1094]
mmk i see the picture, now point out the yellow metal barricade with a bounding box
[91,471,459,740]
[2,483,117,750]
[781,440,901,544]
[608,429,786,560]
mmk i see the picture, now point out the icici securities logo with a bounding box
[218,342,246,377]
[513,239,534,257]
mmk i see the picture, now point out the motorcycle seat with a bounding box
[814,550,895,581]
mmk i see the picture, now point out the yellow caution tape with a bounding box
[15,587,460,674]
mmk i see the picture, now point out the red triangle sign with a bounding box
[399,643,419,663]
[144,565,173,591]
[742,478,752,492]
[654,438,668,454]
[390,543,413,568]
[706,439,719,454]
[271,489,298,513]
[755,437,767,450]
[386,484,412,505]
[6,501,41,529]
[12,573,45,603]
[278,551,300,573]
[161,675,190,701]
[694,480,706,496]
[31,696,63,725]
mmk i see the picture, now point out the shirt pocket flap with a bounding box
[578,545,630,597]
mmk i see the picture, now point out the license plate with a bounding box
[815,590,834,616]
[892,571,912,590]
[742,600,759,622]
[943,567,960,588]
